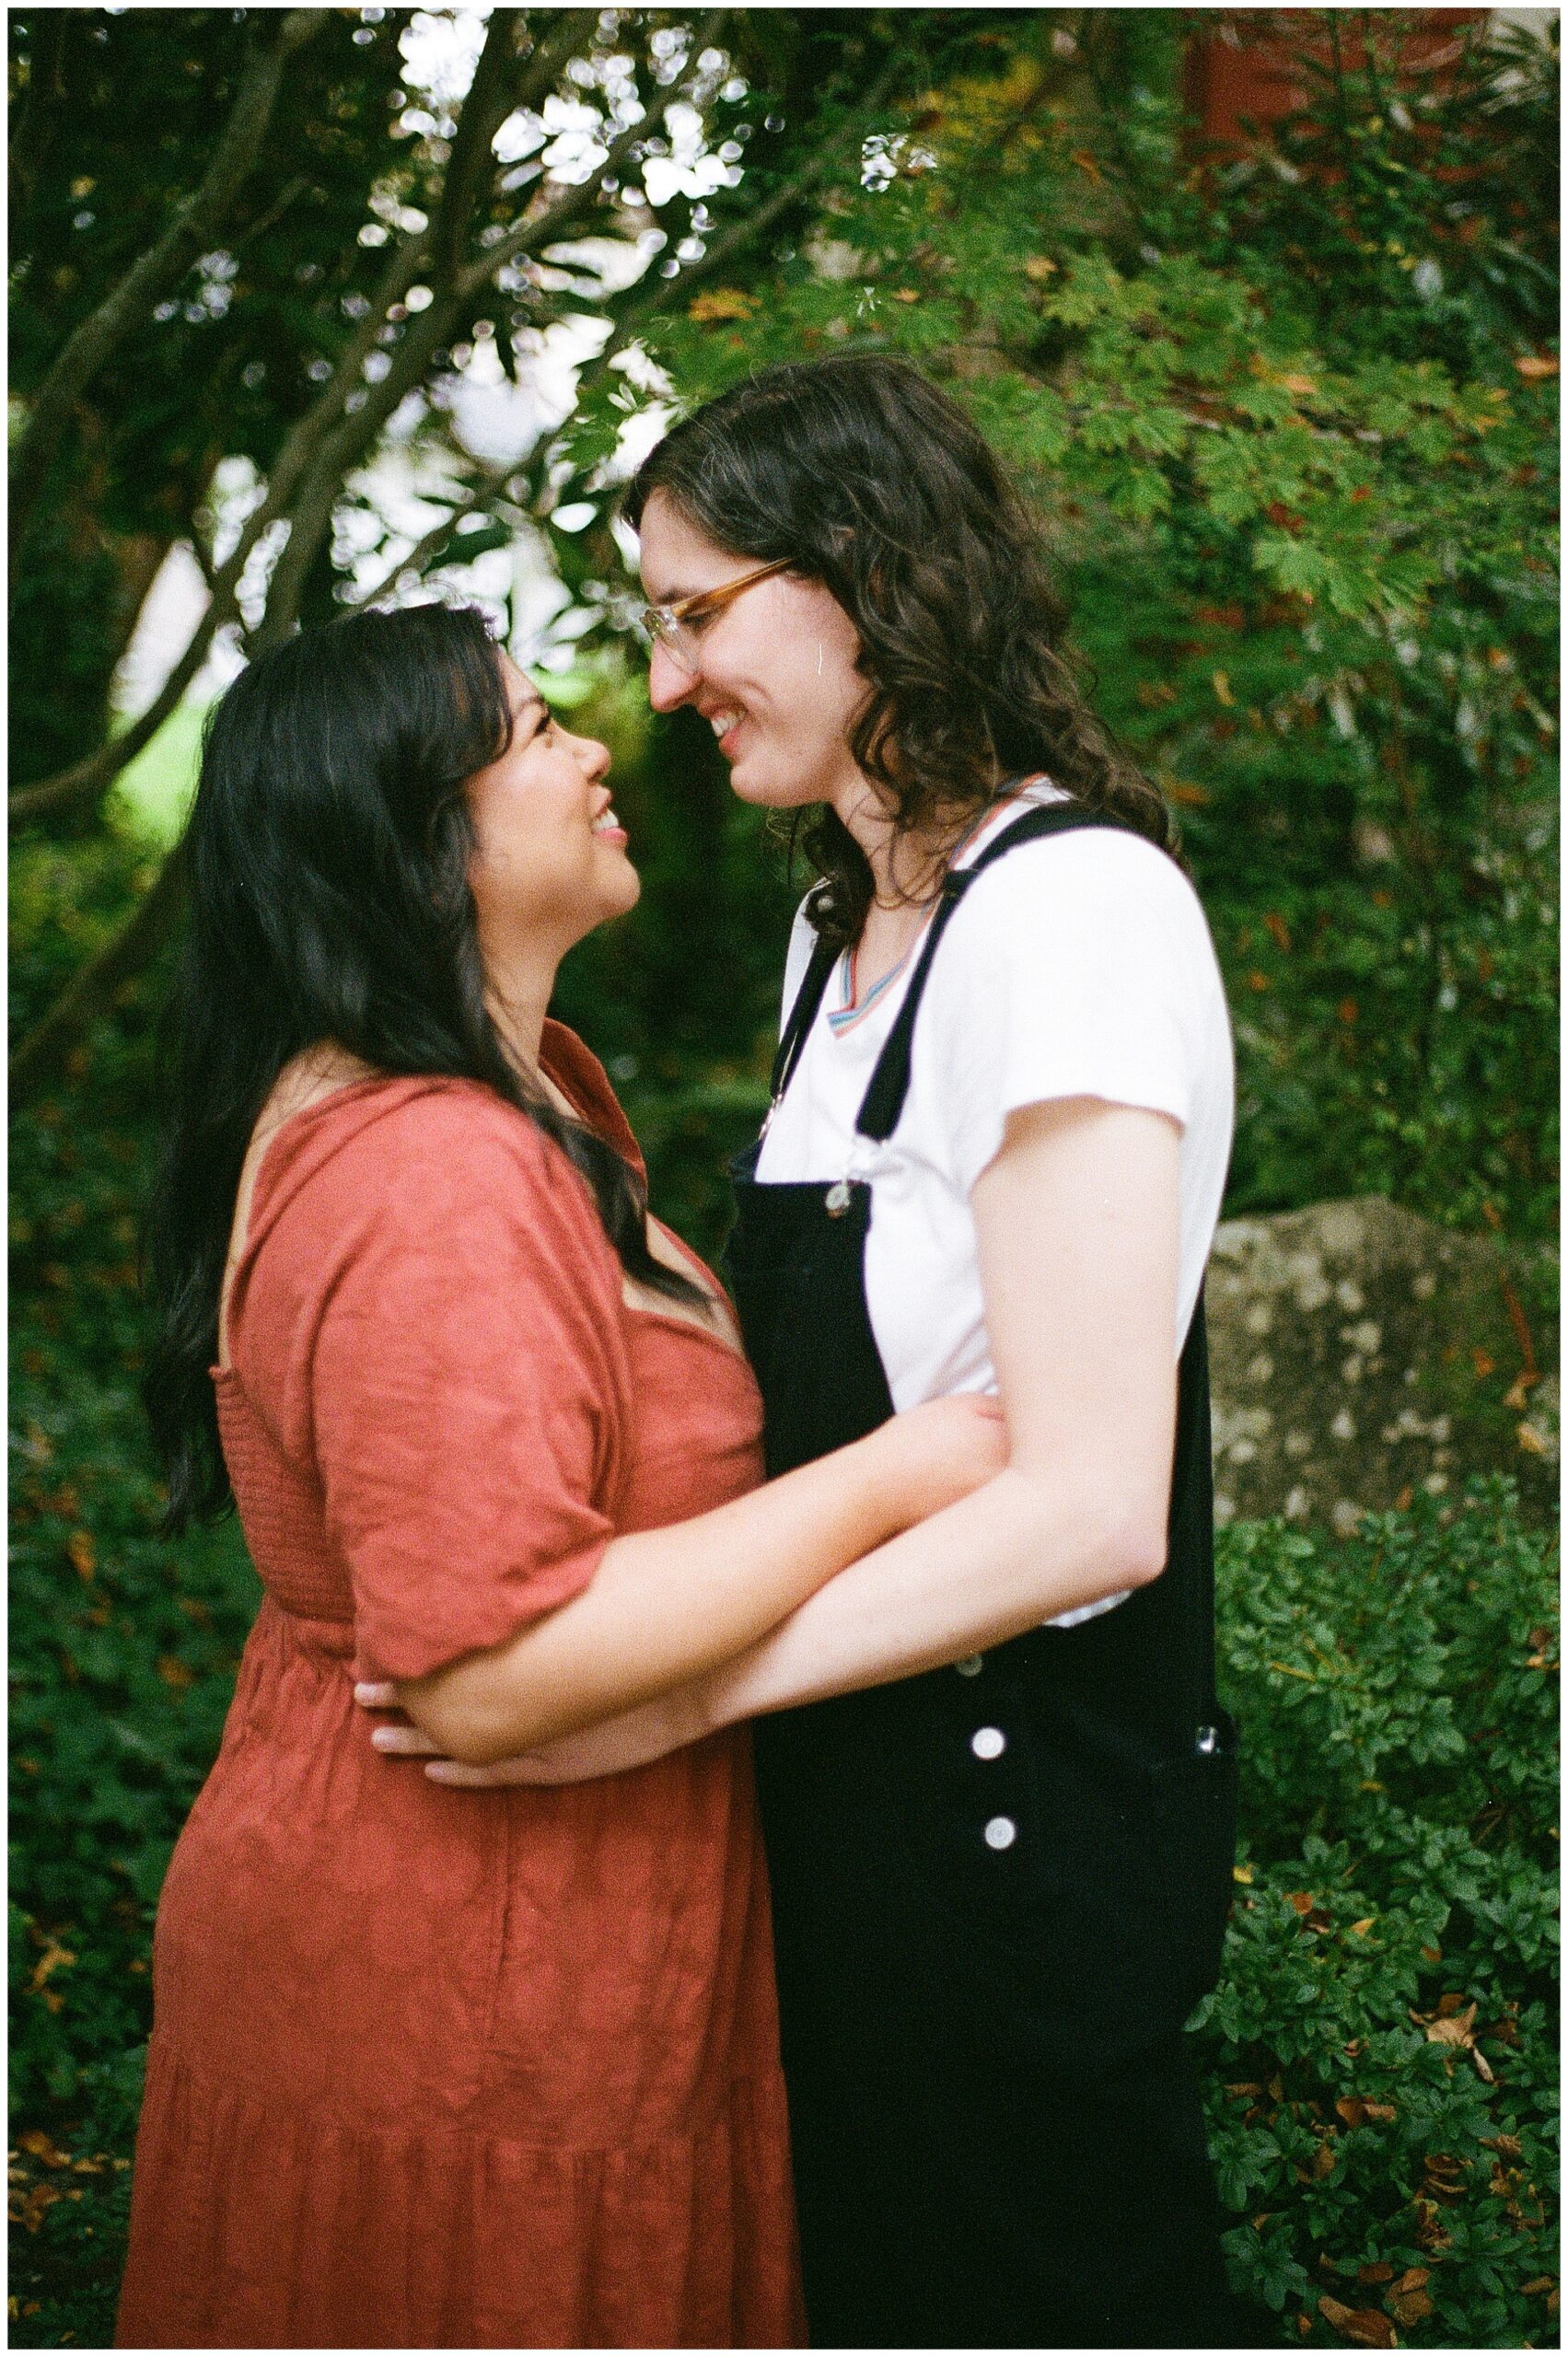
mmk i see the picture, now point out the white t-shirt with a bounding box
[756,785,1235,1409]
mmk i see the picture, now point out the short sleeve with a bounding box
[305,1094,631,1681]
[930,831,1228,1199]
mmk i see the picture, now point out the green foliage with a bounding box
[8,835,1561,2350]
[568,10,1558,1241]
[9,840,259,2346]
[8,14,1560,2348]
[1202,1486,1559,2347]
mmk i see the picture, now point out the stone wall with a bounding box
[1205,1197,1558,1530]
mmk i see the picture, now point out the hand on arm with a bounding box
[371,1096,1180,1786]
[695,1097,1180,1724]
[386,1390,1005,1766]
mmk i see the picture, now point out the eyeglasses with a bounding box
[633,558,792,677]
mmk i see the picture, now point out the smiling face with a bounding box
[637,491,869,816]
[464,656,638,970]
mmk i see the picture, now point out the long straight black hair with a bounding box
[145,601,699,1533]
[626,354,1175,946]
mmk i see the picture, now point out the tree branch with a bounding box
[9,849,186,1104]
[599,47,912,366]
[351,468,525,607]
[456,12,730,301]
[431,11,526,286]
[253,16,732,643]
[8,587,232,826]
[9,9,324,572]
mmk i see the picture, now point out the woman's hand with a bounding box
[868,1391,1009,1529]
[356,1683,707,1786]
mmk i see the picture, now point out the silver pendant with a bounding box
[824,1179,853,1215]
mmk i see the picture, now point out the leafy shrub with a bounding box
[1203,1484,1559,2347]
[10,827,1561,2349]
[563,12,1559,1244]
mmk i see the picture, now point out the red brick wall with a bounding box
[1183,9,1491,155]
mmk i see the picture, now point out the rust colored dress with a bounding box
[116,1028,804,2351]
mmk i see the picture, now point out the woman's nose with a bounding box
[646,641,695,714]
[573,731,611,780]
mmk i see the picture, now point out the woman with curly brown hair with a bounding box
[373,356,1249,2348]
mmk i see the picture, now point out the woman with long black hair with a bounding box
[116,600,1004,2349]
[377,356,1247,2349]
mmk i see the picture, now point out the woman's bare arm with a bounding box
[378,1097,1179,1784]
[390,1392,1005,1765]
[691,1095,1179,1719]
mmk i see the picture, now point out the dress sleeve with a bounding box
[305,1093,632,1681]
[931,830,1232,1199]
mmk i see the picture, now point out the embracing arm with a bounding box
[697,1096,1179,1724]
[383,1095,1180,1786]
[392,1393,1000,1766]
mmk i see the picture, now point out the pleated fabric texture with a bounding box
[115,1033,804,2350]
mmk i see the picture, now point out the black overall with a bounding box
[725,805,1242,2350]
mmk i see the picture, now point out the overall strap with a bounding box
[767,929,839,1111]
[856,801,1122,1143]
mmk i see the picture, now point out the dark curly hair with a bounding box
[625,354,1175,947]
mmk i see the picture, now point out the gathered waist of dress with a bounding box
[249,1591,356,1663]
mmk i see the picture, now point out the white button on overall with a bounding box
[983,1815,1017,1851]
[970,1726,1005,1760]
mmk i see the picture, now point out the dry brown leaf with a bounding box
[687,288,756,324]
[1287,1892,1315,1915]
[1349,1918,1376,1937]
[15,2131,71,2168]
[9,2181,64,2234]
[1357,2263,1395,2286]
[25,1942,75,1997]
[1337,2094,1397,2128]
[1318,2293,1398,2347]
[1515,354,1560,379]
[1389,2290,1434,2328]
[65,1528,95,1582]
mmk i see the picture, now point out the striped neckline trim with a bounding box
[827,914,933,1038]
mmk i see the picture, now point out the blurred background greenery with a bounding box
[9,8,1558,2346]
